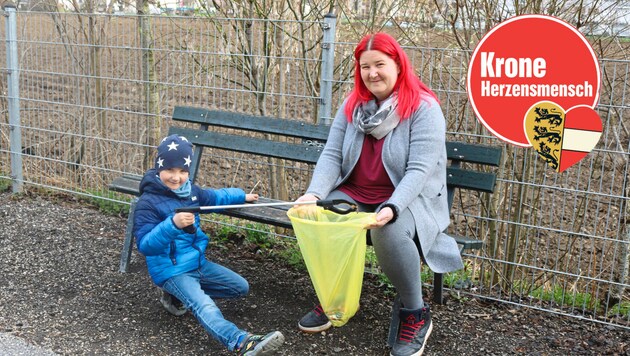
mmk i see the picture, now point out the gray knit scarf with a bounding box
[352,94,400,140]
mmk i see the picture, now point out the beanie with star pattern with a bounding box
[155,134,193,173]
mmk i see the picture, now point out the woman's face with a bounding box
[359,50,400,101]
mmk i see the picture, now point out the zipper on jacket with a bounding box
[169,241,177,265]
[192,244,203,268]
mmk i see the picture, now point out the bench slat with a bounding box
[446,141,502,166]
[220,206,293,229]
[109,175,142,196]
[453,235,484,251]
[173,106,330,142]
[169,126,324,164]
[447,167,497,193]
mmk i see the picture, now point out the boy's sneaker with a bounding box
[236,331,284,355]
[160,289,187,316]
[298,304,332,333]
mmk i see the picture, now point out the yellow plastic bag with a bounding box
[287,206,376,327]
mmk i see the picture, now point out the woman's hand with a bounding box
[366,206,394,229]
[173,212,195,230]
[295,193,319,204]
[245,193,259,202]
[292,193,320,218]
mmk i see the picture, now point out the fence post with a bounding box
[3,2,22,193]
[318,12,336,125]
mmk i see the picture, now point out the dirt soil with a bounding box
[0,190,628,356]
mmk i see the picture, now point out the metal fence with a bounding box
[1,7,628,330]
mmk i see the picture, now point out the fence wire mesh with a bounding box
[0,10,628,330]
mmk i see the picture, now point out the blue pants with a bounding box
[162,261,249,351]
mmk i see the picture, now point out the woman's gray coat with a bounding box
[306,98,463,273]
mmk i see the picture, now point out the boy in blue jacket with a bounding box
[133,134,284,355]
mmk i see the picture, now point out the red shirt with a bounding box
[339,135,394,204]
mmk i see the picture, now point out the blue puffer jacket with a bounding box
[133,169,246,286]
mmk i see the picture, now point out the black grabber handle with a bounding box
[175,206,204,213]
[316,199,357,215]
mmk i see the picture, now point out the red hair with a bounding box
[344,32,439,121]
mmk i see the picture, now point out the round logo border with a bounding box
[466,14,601,147]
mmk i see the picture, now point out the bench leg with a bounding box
[433,272,444,304]
[119,198,138,273]
[387,294,401,347]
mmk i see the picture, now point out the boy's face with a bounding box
[159,168,190,190]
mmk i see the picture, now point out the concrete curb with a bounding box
[0,333,57,356]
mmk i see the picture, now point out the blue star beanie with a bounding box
[155,134,194,172]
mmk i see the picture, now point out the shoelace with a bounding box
[313,304,325,316]
[398,316,425,343]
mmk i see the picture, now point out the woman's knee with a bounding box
[373,209,415,238]
[371,222,414,244]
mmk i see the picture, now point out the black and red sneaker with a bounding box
[298,304,332,333]
[390,305,432,356]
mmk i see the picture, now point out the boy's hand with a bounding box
[246,193,259,202]
[173,212,195,230]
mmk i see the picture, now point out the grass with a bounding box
[365,253,477,297]
[443,261,475,288]
[508,279,607,314]
[530,285,600,310]
[608,301,630,318]
[276,240,306,271]
[82,190,132,216]
[365,246,379,273]
[243,222,275,249]
[204,215,307,271]
[203,215,248,246]
[0,177,11,192]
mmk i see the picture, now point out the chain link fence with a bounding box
[0,8,628,330]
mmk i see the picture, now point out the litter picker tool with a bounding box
[175,199,357,233]
[175,199,357,215]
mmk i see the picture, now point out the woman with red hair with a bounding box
[295,32,463,356]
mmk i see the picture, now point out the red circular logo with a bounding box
[467,15,600,148]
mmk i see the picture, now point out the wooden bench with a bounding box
[110,105,502,311]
